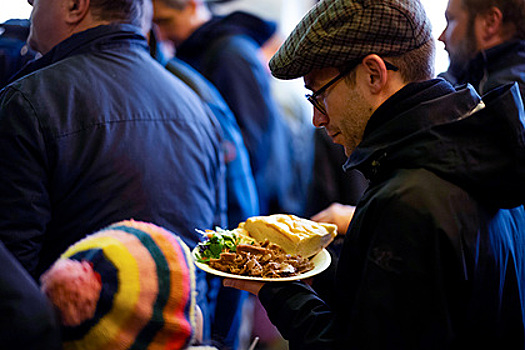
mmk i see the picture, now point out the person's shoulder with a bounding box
[374,168,468,209]
[208,33,261,64]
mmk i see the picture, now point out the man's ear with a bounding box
[65,0,91,25]
[479,6,504,42]
[184,0,200,16]
[361,54,388,95]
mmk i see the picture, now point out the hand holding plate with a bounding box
[223,278,265,296]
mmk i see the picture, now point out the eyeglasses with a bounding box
[305,59,399,115]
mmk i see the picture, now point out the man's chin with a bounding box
[27,36,41,55]
[343,142,356,157]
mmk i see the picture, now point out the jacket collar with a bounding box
[457,39,525,92]
[177,11,276,60]
[9,24,147,83]
[344,81,525,207]
[344,79,480,174]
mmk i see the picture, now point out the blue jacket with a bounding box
[0,24,226,278]
[176,12,299,215]
[164,58,259,228]
[260,80,525,349]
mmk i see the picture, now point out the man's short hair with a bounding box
[388,39,436,82]
[341,39,436,86]
[461,0,525,40]
[90,0,150,27]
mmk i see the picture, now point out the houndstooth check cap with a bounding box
[269,0,432,80]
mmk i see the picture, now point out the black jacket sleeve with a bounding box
[0,241,61,349]
[258,281,338,350]
[0,86,51,277]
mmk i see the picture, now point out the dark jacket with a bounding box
[176,12,298,215]
[259,80,525,350]
[0,24,226,278]
[164,58,259,228]
[0,241,61,349]
[442,40,525,101]
[305,128,368,217]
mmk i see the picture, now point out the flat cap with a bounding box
[269,0,432,80]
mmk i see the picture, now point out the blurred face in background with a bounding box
[152,0,193,47]
[438,0,480,78]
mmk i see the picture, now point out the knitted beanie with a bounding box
[40,220,197,350]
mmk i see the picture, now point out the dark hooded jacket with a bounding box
[0,24,226,278]
[176,12,299,215]
[0,241,60,349]
[442,40,525,102]
[164,57,259,228]
[259,79,525,350]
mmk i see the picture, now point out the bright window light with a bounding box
[0,0,450,74]
[0,2,32,23]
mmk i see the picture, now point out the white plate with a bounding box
[192,248,331,282]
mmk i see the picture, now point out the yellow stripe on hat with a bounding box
[97,230,159,350]
[61,232,152,350]
[147,227,194,349]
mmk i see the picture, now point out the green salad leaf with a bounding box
[194,228,243,263]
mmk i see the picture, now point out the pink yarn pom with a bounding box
[41,259,102,327]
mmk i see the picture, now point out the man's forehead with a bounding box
[304,67,340,90]
[446,0,465,14]
[303,72,316,90]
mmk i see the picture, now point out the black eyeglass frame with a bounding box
[305,59,399,115]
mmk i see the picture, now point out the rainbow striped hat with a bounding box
[40,220,197,350]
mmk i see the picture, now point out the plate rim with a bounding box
[192,247,331,282]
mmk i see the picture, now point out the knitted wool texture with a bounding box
[41,220,197,350]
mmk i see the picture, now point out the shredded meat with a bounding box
[208,239,314,278]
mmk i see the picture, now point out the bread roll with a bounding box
[241,214,337,258]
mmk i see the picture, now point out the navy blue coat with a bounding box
[0,24,226,278]
[176,12,298,215]
[260,80,525,350]
[164,58,259,228]
[441,40,525,101]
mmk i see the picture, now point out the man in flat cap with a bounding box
[224,0,525,349]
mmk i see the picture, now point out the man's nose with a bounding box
[437,28,447,44]
[312,108,328,128]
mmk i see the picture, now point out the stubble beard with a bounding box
[341,89,372,157]
[447,15,479,80]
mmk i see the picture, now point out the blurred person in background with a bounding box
[438,0,525,99]
[152,0,301,217]
[0,19,37,89]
